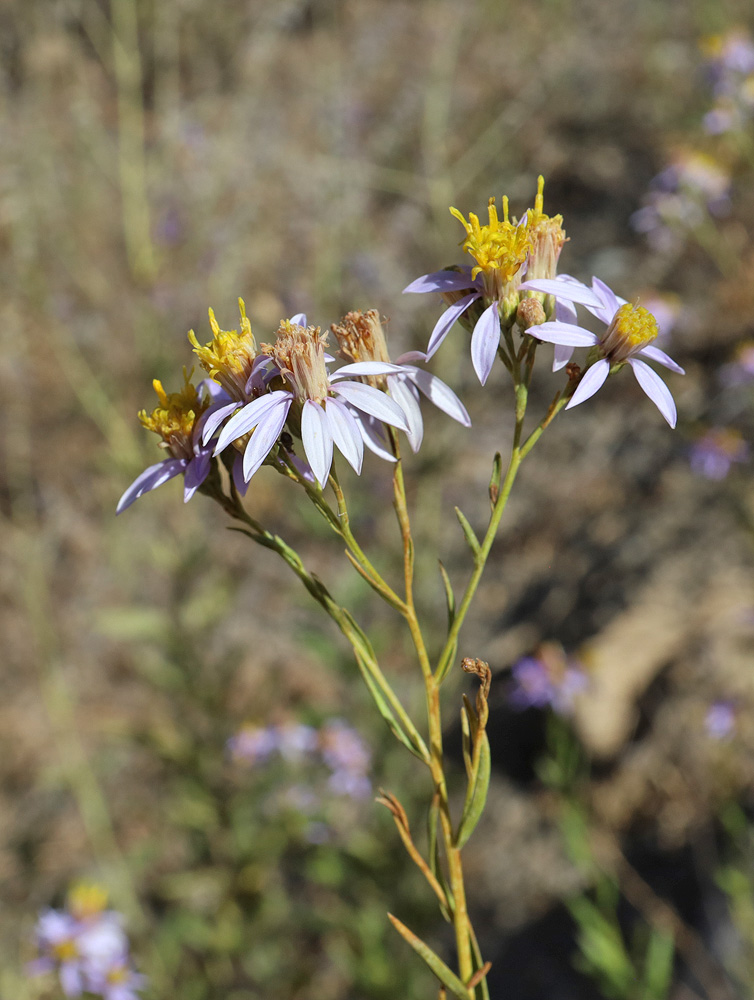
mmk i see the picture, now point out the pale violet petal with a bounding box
[553,344,574,372]
[555,298,578,325]
[403,367,471,427]
[471,301,501,385]
[395,350,428,364]
[403,268,476,294]
[387,375,424,452]
[233,453,249,496]
[301,399,334,487]
[330,381,409,431]
[242,395,291,481]
[330,361,404,380]
[628,359,677,427]
[201,400,241,445]
[116,459,186,514]
[198,378,228,401]
[520,277,603,309]
[325,397,364,474]
[529,321,599,347]
[426,292,480,358]
[566,359,610,409]
[183,450,212,501]
[357,413,397,462]
[637,344,685,374]
[590,277,624,323]
[289,312,307,325]
[245,354,276,396]
[216,391,292,455]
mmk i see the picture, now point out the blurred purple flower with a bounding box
[705,700,737,740]
[719,342,754,386]
[227,724,279,765]
[690,428,748,479]
[320,720,372,799]
[509,650,588,715]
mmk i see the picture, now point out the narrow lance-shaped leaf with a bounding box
[388,914,471,1000]
[455,731,491,849]
[455,507,481,556]
[438,560,455,628]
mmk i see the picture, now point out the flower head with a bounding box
[117,374,224,513]
[330,310,471,453]
[450,195,531,290]
[508,645,587,715]
[212,318,409,488]
[690,428,748,479]
[520,275,685,426]
[188,300,259,401]
[524,176,567,281]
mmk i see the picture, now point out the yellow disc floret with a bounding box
[189,299,258,401]
[68,883,108,921]
[450,196,531,287]
[138,368,208,461]
[601,303,659,363]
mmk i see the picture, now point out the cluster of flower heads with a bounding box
[228,718,372,800]
[630,150,731,254]
[118,305,469,512]
[120,175,687,513]
[507,644,588,716]
[701,29,754,135]
[28,884,144,999]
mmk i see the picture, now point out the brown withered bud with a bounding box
[516,296,546,331]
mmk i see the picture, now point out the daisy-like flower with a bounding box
[690,427,748,479]
[520,276,685,427]
[212,319,409,488]
[508,645,588,716]
[116,372,224,514]
[403,177,565,385]
[330,309,470,452]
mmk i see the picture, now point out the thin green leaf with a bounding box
[454,507,481,556]
[353,655,425,760]
[456,732,491,849]
[388,914,470,999]
[438,560,456,628]
[642,930,675,999]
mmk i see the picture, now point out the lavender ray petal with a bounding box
[471,301,502,385]
[325,397,364,474]
[233,453,250,496]
[528,321,599,347]
[403,367,471,426]
[329,361,404,380]
[245,355,276,396]
[357,413,397,462]
[215,391,292,455]
[116,459,186,514]
[520,277,603,308]
[387,375,424,452]
[242,396,292,481]
[183,450,212,502]
[394,350,428,364]
[553,344,574,372]
[330,381,409,431]
[566,359,610,409]
[426,292,480,358]
[589,277,625,323]
[201,400,242,445]
[289,312,307,325]
[403,268,476,294]
[555,298,578,325]
[628,359,677,427]
[637,344,686,374]
[301,399,334,487]
[197,378,229,401]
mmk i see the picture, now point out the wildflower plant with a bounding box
[118,176,685,998]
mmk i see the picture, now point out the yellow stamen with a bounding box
[449,196,530,284]
[52,939,79,962]
[138,368,207,461]
[189,299,258,400]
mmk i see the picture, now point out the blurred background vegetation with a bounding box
[3,0,754,997]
